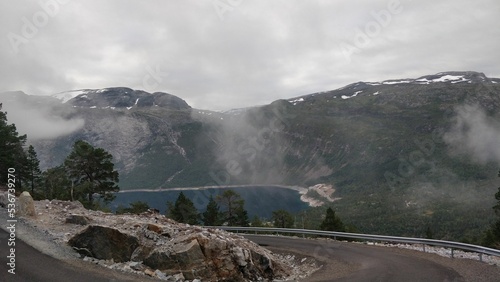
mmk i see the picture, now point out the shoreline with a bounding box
[117,184,308,193]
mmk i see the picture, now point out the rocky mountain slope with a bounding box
[1,71,500,240]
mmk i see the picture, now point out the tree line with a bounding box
[118,189,348,233]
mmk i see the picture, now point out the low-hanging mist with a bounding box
[198,105,292,185]
[0,92,84,140]
[444,104,500,164]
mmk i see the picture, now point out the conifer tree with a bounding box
[217,190,249,226]
[43,165,72,200]
[235,206,250,227]
[0,104,28,191]
[170,192,199,225]
[26,145,42,198]
[64,140,119,207]
[202,195,220,226]
[319,207,345,232]
[272,209,295,228]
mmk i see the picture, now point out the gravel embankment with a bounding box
[0,208,79,261]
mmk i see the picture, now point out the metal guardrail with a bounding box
[210,226,500,261]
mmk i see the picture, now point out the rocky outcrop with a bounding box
[17,191,36,217]
[68,225,140,262]
[14,199,316,281]
[67,221,287,281]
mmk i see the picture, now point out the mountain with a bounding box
[2,71,500,240]
[52,87,191,110]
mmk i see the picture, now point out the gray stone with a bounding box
[129,261,146,271]
[68,225,139,262]
[65,214,91,225]
[172,273,185,281]
[172,239,206,267]
[17,191,36,217]
[232,247,248,266]
[154,269,170,280]
[144,239,205,271]
[131,245,154,262]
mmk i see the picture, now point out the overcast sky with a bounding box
[1,0,499,110]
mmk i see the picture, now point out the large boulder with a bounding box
[17,191,36,217]
[144,238,205,270]
[68,225,139,262]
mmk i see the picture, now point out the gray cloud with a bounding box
[444,104,500,164]
[1,0,500,110]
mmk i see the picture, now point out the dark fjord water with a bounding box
[111,186,309,219]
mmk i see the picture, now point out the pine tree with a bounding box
[272,209,295,228]
[170,192,199,225]
[64,140,119,208]
[235,206,250,227]
[42,165,72,200]
[216,190,249,226]
[319,207,345,232]
[251,215,264,227]
[26,145,42,198]
[0,104,28,191]
[202,195,220,226]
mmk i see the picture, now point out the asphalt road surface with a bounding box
[0,229,157,282]
[244,235,464,282]
[0,228,485,282]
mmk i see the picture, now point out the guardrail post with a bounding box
[423,244,426,253]
[451,248,454,258]
[479,253,483,262]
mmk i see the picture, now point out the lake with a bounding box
[111,186,309,219]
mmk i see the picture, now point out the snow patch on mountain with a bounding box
[51,89,91,103]
[289,97,305,105]
[364,72,487,87]
[341,91,362,100]
[382,80,412,85]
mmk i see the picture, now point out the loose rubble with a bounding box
[15,197,318,281]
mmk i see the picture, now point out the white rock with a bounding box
[154,269,169,280]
